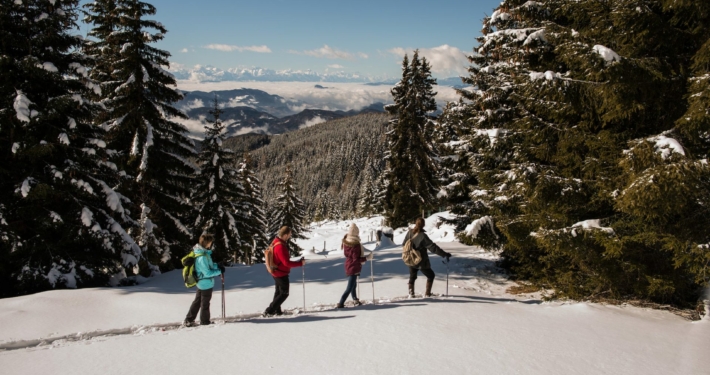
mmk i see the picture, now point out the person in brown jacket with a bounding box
[403,217,451,297]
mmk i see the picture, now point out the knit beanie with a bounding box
[346,223,361,244]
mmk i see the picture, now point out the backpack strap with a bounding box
[193,252,206,280]
[409,231,422,249]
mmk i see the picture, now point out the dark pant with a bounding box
[267,276,290,314]
[186,288,213,324]
[339,274,359,305]
[409,267,435,284]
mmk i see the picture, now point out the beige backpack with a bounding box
[402,232,422,267]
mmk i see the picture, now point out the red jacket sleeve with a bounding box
[275,241,303,269]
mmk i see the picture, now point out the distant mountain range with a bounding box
[178,88,386,138]
[169,65,469,87]
[170,66,382,83]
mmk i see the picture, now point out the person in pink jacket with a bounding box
[337,223,371,308]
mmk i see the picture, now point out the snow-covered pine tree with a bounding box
[383,50,440,228]
[82,0,119,98]
[356,160,377,217]
[86,0,198,275]
[268,166,307,256]
[674,1,710,161]
[238,152,269,264]
[444,0,710,306]
[192,97,250,264]
[0,0,141,296]
[433,101,472,215]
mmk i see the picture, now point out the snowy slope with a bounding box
[0,213,707,374]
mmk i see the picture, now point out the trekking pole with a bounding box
[302,262,306,312]
[371,252,375,305]
[443,259,450,296]
[221,274,226,320]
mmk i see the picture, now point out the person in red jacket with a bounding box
[337,223,371,308]
[263,226,305,317]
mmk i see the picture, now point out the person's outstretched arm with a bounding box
[421,234,451,258]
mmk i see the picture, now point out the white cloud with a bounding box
[327,64,345,69]
[168,62,186,71]
[176,81,460,113]
[180,48,189,53]
[233,125,270,136]
[181,98,204,111]
[300,116,327,129]
[388,45,469,76]
[175,115,209,139]
[292,45,367,61]
[388,47,407,56]
[204,44,272,53]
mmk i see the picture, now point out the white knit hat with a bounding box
[346,223,361,243]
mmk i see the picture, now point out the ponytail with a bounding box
[412,217,425,235]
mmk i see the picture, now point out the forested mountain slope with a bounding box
[246,113,389,220]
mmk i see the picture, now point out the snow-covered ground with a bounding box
[1,213,708,374]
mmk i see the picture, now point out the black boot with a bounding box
[408,283,415,298]
[425,279,434,297]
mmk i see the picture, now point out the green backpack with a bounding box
[181,251,205,288]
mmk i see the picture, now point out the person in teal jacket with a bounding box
[184,234,225,326]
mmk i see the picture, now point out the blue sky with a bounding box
[79,0,502,79]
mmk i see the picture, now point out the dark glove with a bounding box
[218,264,226,274]
[445,253,452,262]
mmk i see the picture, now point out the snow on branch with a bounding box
[14,91,36,123]
[81,207,94,227]
[92,178,126,213]
[570,220,614,236]
[163,150,200,172]
[18,177,36,197]
[465,216,497,239]
[148,61,175,79]
[164,212,191,236]
[592,45,621,63]
[650,135,685,159]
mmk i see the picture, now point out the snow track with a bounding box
[0,294,532,352]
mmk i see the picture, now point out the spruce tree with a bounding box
[86,0,197,274]
[443,0,710,306]
[0,0,140,295]
[238,152,269,264]
[193,97,249,264]
[383,50,440,228]
[83,0,119,97]
[356,160,377,217]
[268,166,307,256]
